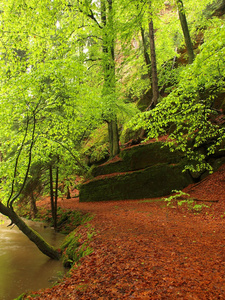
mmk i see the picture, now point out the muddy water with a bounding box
[0,215,66,300]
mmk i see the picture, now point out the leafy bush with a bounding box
[164,190,209,212]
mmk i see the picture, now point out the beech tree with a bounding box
[0,0,97,259]
[100,0,120,156]
[0,0,222,260]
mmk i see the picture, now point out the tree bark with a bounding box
[49,164,55,225]
[49,163,58,231]
[140,26,151,82]
[176,0,194,64]
[101,0,120,157]
[0,202,61,260]
[66,186,71,199]
[54,158,59,231]
[149,17,159,107]
[30,192,38,218]
[108,119,120,157]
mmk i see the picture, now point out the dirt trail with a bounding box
[27,164,225,299]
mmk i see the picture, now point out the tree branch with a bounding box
[77,1,102,29]
[53,140,89,172]
[7,117,30,207]
[9,114,36,209]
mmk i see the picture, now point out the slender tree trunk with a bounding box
[139,1,159,139]
[54,157,59,231]
[0,202,61,260]
[66,186,71,199]
[149,15,159,107]
[101,0,120,157]
[140,26,151,82]
[176,0,194,64]
[49,162,58,231]
[49,164,55,223]
[30,192,38,218]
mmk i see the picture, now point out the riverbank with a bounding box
[25,164,225,299]
[0,217,65,300]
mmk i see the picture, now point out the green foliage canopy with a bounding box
[131,17,225,172]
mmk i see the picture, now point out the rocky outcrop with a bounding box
[91,142,182,177]
[79,142,194,202]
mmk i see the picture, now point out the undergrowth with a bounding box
[61,224,95,268]
[36,207,93,234]
[164,190,209,213]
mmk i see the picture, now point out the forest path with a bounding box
[28,164,225,299]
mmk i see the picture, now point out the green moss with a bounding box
[36,208,93,234]
[92,142,183,177]
[14,293,26,300]
[61,226,95,268]
[56,209,93,234]
[80,162,193,202]
[82,124,109,164]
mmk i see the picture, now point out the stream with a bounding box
[0,215,67,300]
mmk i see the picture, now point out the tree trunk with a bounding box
[149,16,159,107]
[30,192,38,218]
[101,0,120,157]
[139,2,159,139]
[0,202,61,260]
[66,186,71,199]
[49,163,58,231]
[49,164,56,227]
[54,158,59,231]
[140,26,151,82]
[108,119,120,157]
[176,0,194,64]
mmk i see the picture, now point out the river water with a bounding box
[0,215,67,300]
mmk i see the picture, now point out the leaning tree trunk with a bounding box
[0,201,61,260]
[2,113,60,260]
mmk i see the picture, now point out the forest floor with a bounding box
[26,163,225,300]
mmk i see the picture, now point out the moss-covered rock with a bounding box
[92,142,183,177]
[81,124,110,165]
[120,142,182,170]
[120,126,142,144]
[80,161,193,202]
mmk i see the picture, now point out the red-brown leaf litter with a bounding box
[26,164,225,299]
